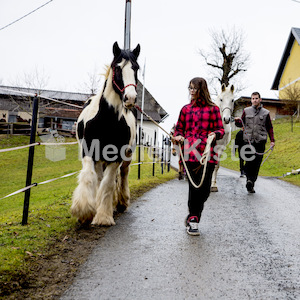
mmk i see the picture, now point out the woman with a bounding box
[173,77,224,236]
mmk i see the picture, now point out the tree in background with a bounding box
[199,27,250,95]
[6,67,51,119]
[280,80,300,118]
[79,65,102,97]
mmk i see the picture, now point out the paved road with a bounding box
[61,168,300,300]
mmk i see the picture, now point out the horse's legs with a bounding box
[210,162,220,192]
[92,162,120,226]
[115,160,131,213]
[71,156,97,224]
[94,160,105,185]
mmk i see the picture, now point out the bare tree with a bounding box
[280,80,300,118]
[8,67,52,117]
[12,66,50,91]
[79,66,102,96]
[199,27,250,95]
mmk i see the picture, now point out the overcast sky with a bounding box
[1,0,299,131]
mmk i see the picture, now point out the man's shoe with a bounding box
[186,216,200,236]
[246,180,253,191]
[240,170,246,177]
[246,180,255,193]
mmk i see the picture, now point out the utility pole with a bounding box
[124,0,131,50]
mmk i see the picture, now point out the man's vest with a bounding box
[243,106,270,143]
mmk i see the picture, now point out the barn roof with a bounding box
[0,85,89,102]
[136,80,168,122]
[0,84,168,123]
[271,27,300,90]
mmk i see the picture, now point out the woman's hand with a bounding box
[172,135,184,144]
[208,132,216,141]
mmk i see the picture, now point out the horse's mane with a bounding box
[103,65,111,80]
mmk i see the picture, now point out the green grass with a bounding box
[0,135,176,284]
[220,117,300,186]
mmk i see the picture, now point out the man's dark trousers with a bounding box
[244,142,266,184]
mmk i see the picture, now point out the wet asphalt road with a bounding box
[61,168,300,300]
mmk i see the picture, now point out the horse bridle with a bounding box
[112,66,137,94]
[221,106,233,114]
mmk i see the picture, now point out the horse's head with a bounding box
[111,41,140,109]
[216,83,235,124]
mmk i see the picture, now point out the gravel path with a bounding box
[61,168,300,300]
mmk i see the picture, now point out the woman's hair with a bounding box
[189,77,215,106]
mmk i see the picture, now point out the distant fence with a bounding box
[0,122,31,135]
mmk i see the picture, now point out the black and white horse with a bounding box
[71,42,140,226]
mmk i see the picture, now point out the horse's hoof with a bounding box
[71,207,95,225]
[92,214,116,226]
[78,217,93,226]
[210,186,218,192]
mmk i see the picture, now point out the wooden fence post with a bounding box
[167,136,171,172]
[152,130,157,176]
[161,135,164,174]
[22,96,39,225]
[138,125,141,179]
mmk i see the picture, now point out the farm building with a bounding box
[0,83,168,140]
[234,96,297,121]
[271,27,300,116]
[233,27,300,122]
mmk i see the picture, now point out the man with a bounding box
[235,92,275,193]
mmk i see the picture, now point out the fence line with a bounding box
[0,91,173,223]
[0,143,171,201]
[0,158,167,201]
[0,171,79,200]
[0,141,78,153]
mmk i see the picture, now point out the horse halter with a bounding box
[221,106,233,114]
[112,66,137,94]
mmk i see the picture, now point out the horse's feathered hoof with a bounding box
[71,205,96,225]
[92,214,116,226]
[210,186,218,192]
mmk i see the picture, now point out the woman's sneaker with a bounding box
[186,216,200,236]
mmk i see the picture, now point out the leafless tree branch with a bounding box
[198,26,250,94]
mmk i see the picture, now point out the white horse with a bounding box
[211,83,235,192]
[71,42,140,226]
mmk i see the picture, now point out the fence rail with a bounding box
[0,122,31,135]
[0,131,173,223]
[0,91,173,224]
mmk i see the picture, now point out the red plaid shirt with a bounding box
[174,99,225,164]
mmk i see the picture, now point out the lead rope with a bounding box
[178,135,215,189]
[135,104,214,188]
[237,117,274,166]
